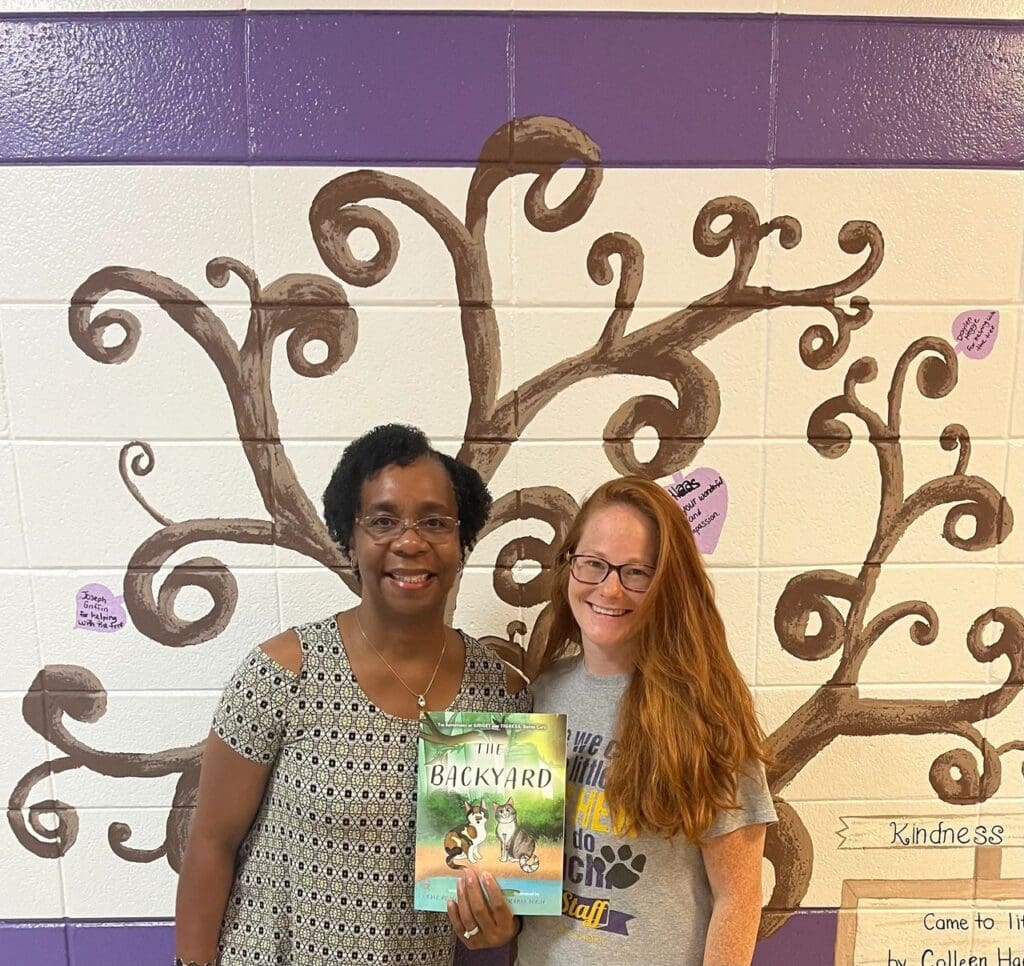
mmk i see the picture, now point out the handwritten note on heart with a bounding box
[664,468,728,554]
[75,583,127,633]
[952,309,999,359]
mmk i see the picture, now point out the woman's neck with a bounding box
[353,602,446,659]
[581,642,636,677]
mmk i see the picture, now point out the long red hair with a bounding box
[540,476,768,842]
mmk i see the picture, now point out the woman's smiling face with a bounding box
[567,502,658,671]
[351,457,462,618]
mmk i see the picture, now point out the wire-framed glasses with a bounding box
[568,554,655,593]
[356,514,460,544]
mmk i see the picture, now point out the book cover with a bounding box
[414,711,567,916]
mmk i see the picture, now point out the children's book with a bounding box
[414,711,567,916]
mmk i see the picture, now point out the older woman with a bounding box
[174,423,528,966]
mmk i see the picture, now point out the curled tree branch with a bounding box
[70,266,243,398]
[887,337,958,438]
[767,333,1020,921]
[863,601,939,650]
[124,519,275,647]
[591,232,643,348]
[481,486,580,609]
[108,824,167,864]
[310,168,500,428]
[10,667,203,867]
[470,185,882,481]
[887,474,1012,560]
[22,666,203,776]
[7,755,80,858]
[940,423,972,477]
[601,346,721,479]
[928,722,1002,805]
[761,798,814,939]
[808,357,890,450]
[119,441,173,527]
[469,115,602,239]
[256,273,357,381]
[760,219,883,371]
[774,570,861,663]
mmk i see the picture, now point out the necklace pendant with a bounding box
[416,695,426,709]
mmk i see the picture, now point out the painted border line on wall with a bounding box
[0,919,173,966]
[0,11,1022,167]
[0,911,840,966]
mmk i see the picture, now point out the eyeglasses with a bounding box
[568,554,655,593]
[356,514,460,544]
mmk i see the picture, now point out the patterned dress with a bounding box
[212,616,530,965]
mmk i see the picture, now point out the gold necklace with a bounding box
[354,612,447,710]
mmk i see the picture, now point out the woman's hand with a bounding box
[446,869,519,949]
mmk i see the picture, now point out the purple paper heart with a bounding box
[664,468,728,554]
[952,309,999,360]
[75,583,128,634]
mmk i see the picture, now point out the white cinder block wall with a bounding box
[1,4,1022,966]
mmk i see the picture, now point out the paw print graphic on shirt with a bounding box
[599,844,647,889]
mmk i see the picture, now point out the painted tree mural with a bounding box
[7,116,1020,937]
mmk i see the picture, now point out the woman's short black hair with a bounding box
[323,423,493,559]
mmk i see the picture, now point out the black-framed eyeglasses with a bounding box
[356,514,460,544]
[568,554,655,593]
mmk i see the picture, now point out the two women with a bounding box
[176,425,772,966]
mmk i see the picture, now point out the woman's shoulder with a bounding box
[256,614,346,676]
[216,614,342,687]
[259,628,302,675]
[529,655,582,702]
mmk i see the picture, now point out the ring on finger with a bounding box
[463,926,480,940]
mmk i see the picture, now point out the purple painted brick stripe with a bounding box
[66,920,173,966]
[0,909,838,965]
[0,920,67,966]
[776,16,1024,167]
[0,920,173,966]
[248,12,511,164]
[512,13,773,165]
[0,13,247,162]
[1,12,1022,164]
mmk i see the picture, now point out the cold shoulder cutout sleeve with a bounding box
[212,646,298,765]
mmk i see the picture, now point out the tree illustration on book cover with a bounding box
[415,712,568,915]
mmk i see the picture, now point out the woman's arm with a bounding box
[700,822,768,966]
[173,732,273,963]
[174,633,300,964]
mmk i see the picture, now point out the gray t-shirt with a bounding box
[517,657,777,966]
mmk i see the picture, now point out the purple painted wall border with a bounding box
[0,909,838,966]
[0,11,1022,167]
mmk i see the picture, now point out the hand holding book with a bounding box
[446,869,519,949]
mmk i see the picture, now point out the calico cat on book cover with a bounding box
[445,800,488,868]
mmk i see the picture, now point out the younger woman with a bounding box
[450,476,775,965]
